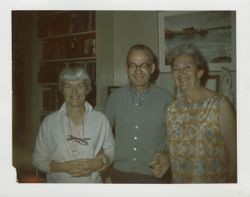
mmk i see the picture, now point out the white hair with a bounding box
[59,66,92,94]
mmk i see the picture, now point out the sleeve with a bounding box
[156,128,169,152]
[105,93,115,127]
[32,120,51,173]
[165,104,173,152]
[156,102,171,152]
[101,116,115,163]
[164,90,173,106]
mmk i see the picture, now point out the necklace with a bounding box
[66,108,91,159]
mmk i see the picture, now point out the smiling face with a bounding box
[62,80,87,109]
[127,49,155,91]
[172,54,204,94]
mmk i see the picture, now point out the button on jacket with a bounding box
[105,85,172,175]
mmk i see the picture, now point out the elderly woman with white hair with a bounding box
[33,66,114,183]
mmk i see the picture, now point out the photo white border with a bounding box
[1,0,250,196]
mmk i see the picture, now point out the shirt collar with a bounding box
[129,84,152,96]
[60,101,93,116]
[129,84,152,111]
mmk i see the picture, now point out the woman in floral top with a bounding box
[165,43,236,183]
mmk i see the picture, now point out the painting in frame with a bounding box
[158,11,236,73]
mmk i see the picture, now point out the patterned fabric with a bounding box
[129,85,151,111]
[166,94,228,183]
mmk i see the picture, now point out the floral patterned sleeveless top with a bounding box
[166,94,228,183]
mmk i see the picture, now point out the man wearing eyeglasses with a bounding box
[105,44,172,183]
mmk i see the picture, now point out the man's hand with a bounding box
[96,152,110,172]
[149,151,170,178]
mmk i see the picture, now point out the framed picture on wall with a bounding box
[206,74,220,93]
[158,11,236,73]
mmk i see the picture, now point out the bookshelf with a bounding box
[37,11,96,118]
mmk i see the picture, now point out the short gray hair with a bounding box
[169,43,209,86]
[59,66,92,94]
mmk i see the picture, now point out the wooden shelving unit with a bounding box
[37,11,96,118]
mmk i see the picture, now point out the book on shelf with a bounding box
[42,87,53,112]
[38,62,65,83]
[88,11,95,31]
[39,61,96,78]
[38,11,96,38]
[38,11,96,108]
[86,62,96,82]
[42,35,96,60]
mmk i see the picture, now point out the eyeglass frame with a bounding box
[127,62,152,71]
[67,134,91,145]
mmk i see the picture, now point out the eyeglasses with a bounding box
[67,135,91,145]
[128,63,151,71]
